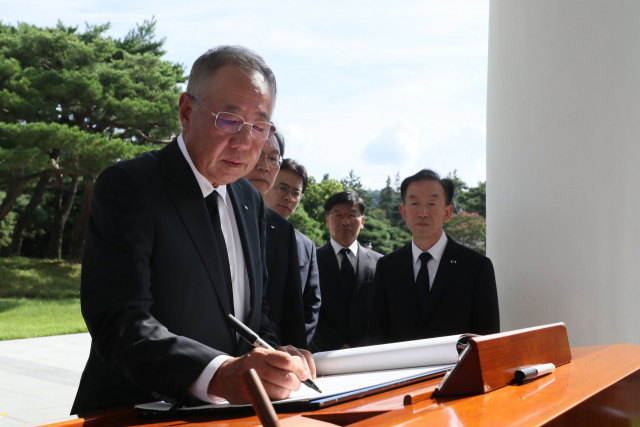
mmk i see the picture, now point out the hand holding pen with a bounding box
[226,314,321,393]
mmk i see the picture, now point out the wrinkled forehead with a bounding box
[407,179,445,199]
[330,202,362,214]
[203,65,274,120]
[262,136,280,154]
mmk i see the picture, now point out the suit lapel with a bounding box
[420,237,459,329]
[160,140,234,317]
[227,182,259,327]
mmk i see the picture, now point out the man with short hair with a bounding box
[72,46,313,414]
[310,191,382,352]
[365,169,499,345]
[244,133,308,349]
[264,159,322,347]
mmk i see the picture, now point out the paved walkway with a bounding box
[0,333,90,427]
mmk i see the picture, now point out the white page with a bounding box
[136,364,452,412]
[313,335,463,376]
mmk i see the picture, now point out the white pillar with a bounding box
[487,1,640,347]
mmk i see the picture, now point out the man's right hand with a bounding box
[207,347,309,403]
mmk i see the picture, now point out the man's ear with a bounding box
[443,205,453,223]
[325,215,330,228]
[178,93,193,134]
[399,204,407,221]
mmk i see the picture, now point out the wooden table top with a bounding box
[43,344,640,427]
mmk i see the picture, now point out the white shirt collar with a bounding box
[177,133,227,204]
[412,230,448,265]
[330,238,359,259]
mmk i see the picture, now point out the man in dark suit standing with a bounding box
[310,191,383,352]
[264,159,322,347]
[244,133,308,349]
[72,46,313,415]
[365,169,499,346]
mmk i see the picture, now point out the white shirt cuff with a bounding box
[188,355,233,403]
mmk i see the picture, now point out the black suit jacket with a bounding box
[263,209,307,349]
[72,139,279,415]
[310,242,382,352]
[295,230,321,346]
[365,236,499,345]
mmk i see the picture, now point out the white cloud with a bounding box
[362,118,420,167]
[279,123,314,159]
[2,0,490,190]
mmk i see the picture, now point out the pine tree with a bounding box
[0,19,185,259]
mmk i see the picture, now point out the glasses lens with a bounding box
[216,113,244,133]
[249,122,273,140]
[267,155,282,168]
[291,191,302,201]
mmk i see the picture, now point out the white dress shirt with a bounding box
[330,238,359,270]
[178,134,251,403]
[411,230,448,289]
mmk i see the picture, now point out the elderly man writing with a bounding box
[72,46,314,414]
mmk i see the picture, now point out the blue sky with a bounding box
[3,0,489,190]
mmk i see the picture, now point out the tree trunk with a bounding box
[46,174,79,259]
[8,174,51,256]
[67,174,95,263]
[0,168,28,222]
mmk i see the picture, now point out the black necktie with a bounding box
[205,191,234,315]
[340,248,356,295]
[416,252,432,321]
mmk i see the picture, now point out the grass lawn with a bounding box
[0,298,87,340]
[0,257,87,340]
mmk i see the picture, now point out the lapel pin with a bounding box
[244,205,248,210]
[271,225,275,229]
[451,260,457,264]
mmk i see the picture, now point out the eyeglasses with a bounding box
[276,184,303,202]
[259,151,283,169]
[188,94,276,141]
[328,212,362,222]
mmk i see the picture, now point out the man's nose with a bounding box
[229,124,253,150]
[256,154,269,171]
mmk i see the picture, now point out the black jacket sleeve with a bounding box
[81,165,221,406]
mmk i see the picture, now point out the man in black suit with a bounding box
[72,46,313,415]
[365,169,499,345]
[310,191,383,352]
[244,133,307,349]
[264,159,321,347]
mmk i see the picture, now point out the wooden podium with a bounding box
[436,323,572,396]
[42,343,640,427]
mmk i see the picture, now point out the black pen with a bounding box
[514,363,555,385]
[225,314,322,393]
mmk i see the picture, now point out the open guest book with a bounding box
[136,334,475,414]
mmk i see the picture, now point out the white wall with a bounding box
[487,1,640,347]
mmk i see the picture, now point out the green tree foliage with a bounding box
[298,174,343,226]
[378,174,405,230]
[0,190,17,247]
[457,181,486,218]
[358,215,411,254]
[0,18,185,259]
[447,170,485,217]
[443,212,486,255]
[288,204,325,247]
[340,169,373,207]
